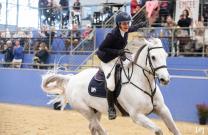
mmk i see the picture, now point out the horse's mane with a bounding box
[125,38,162,68]
[133,45,146,63]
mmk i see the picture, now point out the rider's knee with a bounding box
[107,84,115,91]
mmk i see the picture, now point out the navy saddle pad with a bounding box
[88,68,122,98]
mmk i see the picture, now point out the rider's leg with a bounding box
[101,59,118,120]
[130,113,163,135]
[153,105,181,135]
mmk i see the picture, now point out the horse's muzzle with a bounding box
[159,78,170,86]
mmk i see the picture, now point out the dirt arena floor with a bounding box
[0,103,207,135]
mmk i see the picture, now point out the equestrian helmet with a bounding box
[115,12,132,23]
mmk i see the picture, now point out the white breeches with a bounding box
[101,57,121,91]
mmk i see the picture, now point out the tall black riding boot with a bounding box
[106,88,117,120]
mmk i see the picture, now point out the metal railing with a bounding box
[0,28,96,54]
[1,3,127,29]
[132,5,146,26]
[128,27,208,57]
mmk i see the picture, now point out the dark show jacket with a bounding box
[97,23,143,63]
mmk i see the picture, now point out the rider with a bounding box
[97,12,147,120]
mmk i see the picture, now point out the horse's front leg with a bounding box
[130,113,163,135]
[153,104,181,135]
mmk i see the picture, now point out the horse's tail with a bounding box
[41,73,74,111]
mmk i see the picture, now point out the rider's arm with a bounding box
[99,33,117,55]
[128,23,143,32]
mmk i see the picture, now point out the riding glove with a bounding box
[117,49,125,56]
[140,20,148,28]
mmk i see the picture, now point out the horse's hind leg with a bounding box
[89,112,102,135]
[130,113,163,135]
[153,105,181,135]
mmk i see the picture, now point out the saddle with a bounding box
[88,64,129,116]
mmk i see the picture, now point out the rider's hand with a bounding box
[117,49,125,56]
[140,20,148,28]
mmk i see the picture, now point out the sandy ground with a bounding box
[0,103,207,135]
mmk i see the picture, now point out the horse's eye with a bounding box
[151,56,155,60]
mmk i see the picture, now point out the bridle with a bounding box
[120,45,167,115]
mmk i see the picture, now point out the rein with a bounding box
[120,45,167,114]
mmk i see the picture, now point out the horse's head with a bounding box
[144,38,170,86]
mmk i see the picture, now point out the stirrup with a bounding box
[108,107,117,120]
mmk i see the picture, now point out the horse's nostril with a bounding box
[160,78,165,82]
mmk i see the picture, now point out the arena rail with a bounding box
[128,27,208,57]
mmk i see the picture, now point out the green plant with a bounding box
[196,102,208,119]
[32,57,40,62]
[149,28,155,34]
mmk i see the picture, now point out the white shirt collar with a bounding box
[119,28,125,38]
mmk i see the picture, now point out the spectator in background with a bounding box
[33,26,47,51]
[59,0,69,14]
[1,28,11,38]
[164,16,177,56]
[86,14,93,22]
[131,4,146,25]
[2,41,13,67]
[177,8,193,34]
[53,1,62,24]
[13,27,24,38]
[193,16,205,54]
[177,7,193,55]
[80,24,93,51]
[140,0,148,7]
[12,40,23,68]
[131,0,139,17]
[38,0,49,25]
[65,23,81,52]
[45,26,56,47]
[34,43,50,69]
[73,0,81,12]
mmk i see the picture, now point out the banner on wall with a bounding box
[175,0,199,27]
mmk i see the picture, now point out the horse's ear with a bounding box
[144,39,152,48]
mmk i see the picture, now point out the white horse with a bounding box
[41,38,181,135]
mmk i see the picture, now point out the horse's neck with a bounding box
[124,46,155,91]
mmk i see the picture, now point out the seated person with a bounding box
[13,27,24,38]
[193,16,204,52]
[73,0,81,12]
[59,0,69,14]
[1,28,11,38]
[22,28,33,51]
[80,24,93,51]
[33,26,47,51]
[164,16,178,56]
[38,0,49,25]
[2,41,14,67]
[65,23,81,51]
[34,43,50,69]
[45,26,56,48]
[12,40,23,68]
[52,1,61,24]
